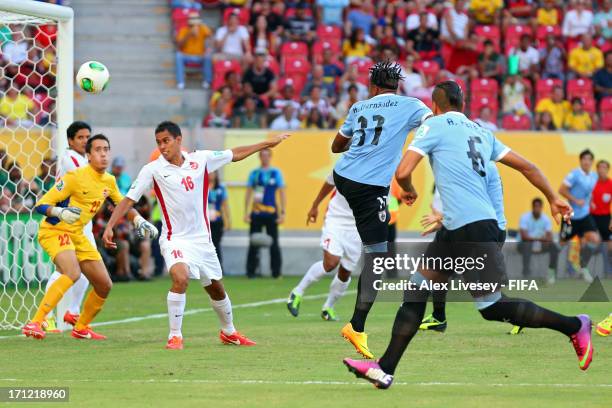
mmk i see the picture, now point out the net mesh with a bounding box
[0,12,59,329]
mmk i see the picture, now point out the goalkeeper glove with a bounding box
[133,215,159,240]
[50,206,82,224]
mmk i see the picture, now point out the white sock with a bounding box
[69,274,89,314]
[44,271,62,319]
[323,274,351,310]
[210,295,236,336]
[293,260,327,296]
[167,291,186,339]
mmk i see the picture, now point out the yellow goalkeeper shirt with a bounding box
[35,164,123,234]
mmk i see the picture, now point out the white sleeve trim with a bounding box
[408,145,426,156]
[494,147,511,162]
[562,179,572,187]
[338,129,352,138]
[420,111,433,124]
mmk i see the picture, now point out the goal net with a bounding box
[0,0,73,330]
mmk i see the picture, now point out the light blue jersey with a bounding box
[334,93,432,187]
[410,111,510,230]
[486,162,506,231]
[563,167,597,220]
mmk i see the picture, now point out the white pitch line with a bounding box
[0,378,610,388]
[0,291,356,339]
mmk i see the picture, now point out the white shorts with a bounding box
[160,239,222,286]
[320,224,362,271]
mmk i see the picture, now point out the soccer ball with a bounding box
[76,61,110,94]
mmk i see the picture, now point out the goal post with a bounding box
[0,0,73,330]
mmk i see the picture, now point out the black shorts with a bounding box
[592,214,611,241]
[333,171,390,245]
[424,219,507,294]
[560,215,598,241]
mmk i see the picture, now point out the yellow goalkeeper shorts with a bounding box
[38,228,101,262]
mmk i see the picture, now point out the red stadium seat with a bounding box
[535,25,561,47]
[567,78,593,100]
[277,76,307,97]
[171,8,198,34]
[414,60,440,81]
[580,97,596,114]
[504,25,533,54]
[536,78,563,101]
[282,56,311,85]
[281,41,309,58]
[212,60,242,90]
[502,114,531,130]
[601,96,612,112]
[602,115,612,130]
[475,25,501,52]
[285,7,313,18]
[470,96,499,119]
[471,78,499,100]
[223,7,250,25]
[316,25,342,42]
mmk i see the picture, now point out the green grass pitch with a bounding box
[0,277,610,407]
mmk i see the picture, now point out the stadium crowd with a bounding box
[172,0,612,131]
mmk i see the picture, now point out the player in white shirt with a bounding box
[43,121,94,332]
[287,173,360,321]
[103,121,289,349]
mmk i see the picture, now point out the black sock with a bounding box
[432,289,447,322]
[350,257,378,332]
[378,300,427,375]
[479,296,581,336]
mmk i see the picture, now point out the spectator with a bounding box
[539,34,566,80]
[518,197,559,282]
[478,39,503,82]
[378,25,401,57]
[401,55,429,99]
[321,47,343,89]
[110,156,131,195]
[536,110,556,130]
[233,81,265,112]
[203,100,232,128]
[129,196,154,281]
[210,85,235,118]
[175,13,213,90]
[270,104,301,130]
[208,171,230,267]
[285,2,316,44]
[95,201,132,282]
[233,97,267,128]
[171,0,201,9]
[339,64,369,101]
[270,82,300,117]
[346,0,376,38]
[6,163,35,212]
[406,2,438,32]
[509,34,540,82]
[343,27,371,63]
[535,85,570,129]
[379,1,405,36]
[440,0,469,45]
[0,149,9,187]
[337,84,359,119]
[594,0,612,42]
[502,74,529,116]
[469,0,503,26]
[250,0,285,35]
[245,148,286,278]
[594,51,612,100]
[406,12,441,63]
[503,0,536,28]
[536,0,560,26]
[564,97,592,131]
[214,11,251,62]
[562,0,594,38]
[252,15,277,55]
[300,85,332,124]
[243,50,277,100]
[317,0,350,27]
[1,30,28,65]
[32,158,55,196]
[303,64,336,101]
[301,108,326,129]
[568,33,604,78]
[475,106,499,132]
[0,86,34,127]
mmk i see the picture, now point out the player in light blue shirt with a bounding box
[558,149,601,282]
[344,81,591,390]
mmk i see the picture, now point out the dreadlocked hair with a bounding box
[369,60,404,90]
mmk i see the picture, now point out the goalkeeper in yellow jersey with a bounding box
[22,134,158,340]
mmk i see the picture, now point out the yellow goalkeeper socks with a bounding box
[32,274,74,323]
[75,290,106,331]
